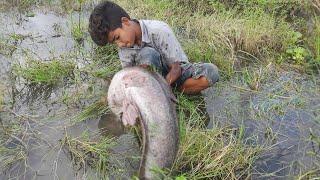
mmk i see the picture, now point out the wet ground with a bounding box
[0,6,319,180]
[0,8,139,179]
[204,69,320,179]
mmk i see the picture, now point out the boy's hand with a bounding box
[166,62,181,86]
[139,64,149,68]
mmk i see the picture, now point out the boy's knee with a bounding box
[203,63,219,86]
[136,47,161,69]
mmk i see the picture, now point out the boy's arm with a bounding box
[165,62,181,86]
[152,22,188,85]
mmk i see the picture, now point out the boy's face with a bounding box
[108,17,137,48]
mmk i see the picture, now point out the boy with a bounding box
[89,1,219,94]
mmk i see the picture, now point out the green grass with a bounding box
[113,0,318,78]
[60,132,115,178]
[0,145,27,171]
[0,33,31,56]
[306,15,320,73]
[13,59,75,85]
[170,127,260,179]
[0,112,28,173]
[114,0,315,80]
[153,93,261,179]
[0,84,4,111]
[70,100,109,124]
[0,0,40,11]
[85,45,121,78]
[71,22,85,43]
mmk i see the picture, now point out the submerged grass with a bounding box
[70,100,109,124]
[13,59,75,85]
[61,132,115,178]
[0,144,27,171]
[0,112,30,173]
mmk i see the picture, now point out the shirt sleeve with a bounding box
[152,23,188,66]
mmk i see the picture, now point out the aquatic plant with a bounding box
[70,100,109,124]
[61,132,115,178]
[13,60,75,85]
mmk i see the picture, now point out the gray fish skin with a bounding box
[107,67,179,179]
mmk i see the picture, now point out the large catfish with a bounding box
[107,67,179,179]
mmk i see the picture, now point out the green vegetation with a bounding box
[61,132,115,178]
[166,94,261,179]
[0,145,27,171]
[0,112,29,173]
[87,45,121,78]
[70,100,109,124]
[13,60,75,85]
[115,0,319,78]
[0,85,4,111]
[71,22,85,43]
[0,34,24,56]
[172,127,260,179]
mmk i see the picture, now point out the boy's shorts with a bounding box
[135,47,219,88]
[173,62,219,88]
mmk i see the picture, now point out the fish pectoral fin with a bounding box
[122,99,139,126]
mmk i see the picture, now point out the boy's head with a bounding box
[89,1,130,46]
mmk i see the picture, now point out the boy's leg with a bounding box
[135,47,168,76]
[179,76,210,94]
[177,63,219,94]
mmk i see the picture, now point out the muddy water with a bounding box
[204,71,320,178]
[0,9,139,179]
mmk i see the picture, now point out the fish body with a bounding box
[107,67,179,179]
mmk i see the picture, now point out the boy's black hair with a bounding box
[89,1,130,46]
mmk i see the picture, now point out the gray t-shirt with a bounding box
[118,20,189,68]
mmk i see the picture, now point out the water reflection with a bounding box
[98,112,125,137]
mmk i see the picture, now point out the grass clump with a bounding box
[61,133,115,177]
[0,0,40,11]
[166,94,261,179]
[13,60,75,85]
[171,127,260,179]
[0,145,27,171]
[176,94,208,132]
[0,34,22,56]
[87,45,121,78]
[0,113,28,173]
[70,100,109,124]
[305,16,320,73]
[71,22,85,44]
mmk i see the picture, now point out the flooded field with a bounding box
[204,70,320,179]
[0,1,319,180]
[0,8,138,179]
